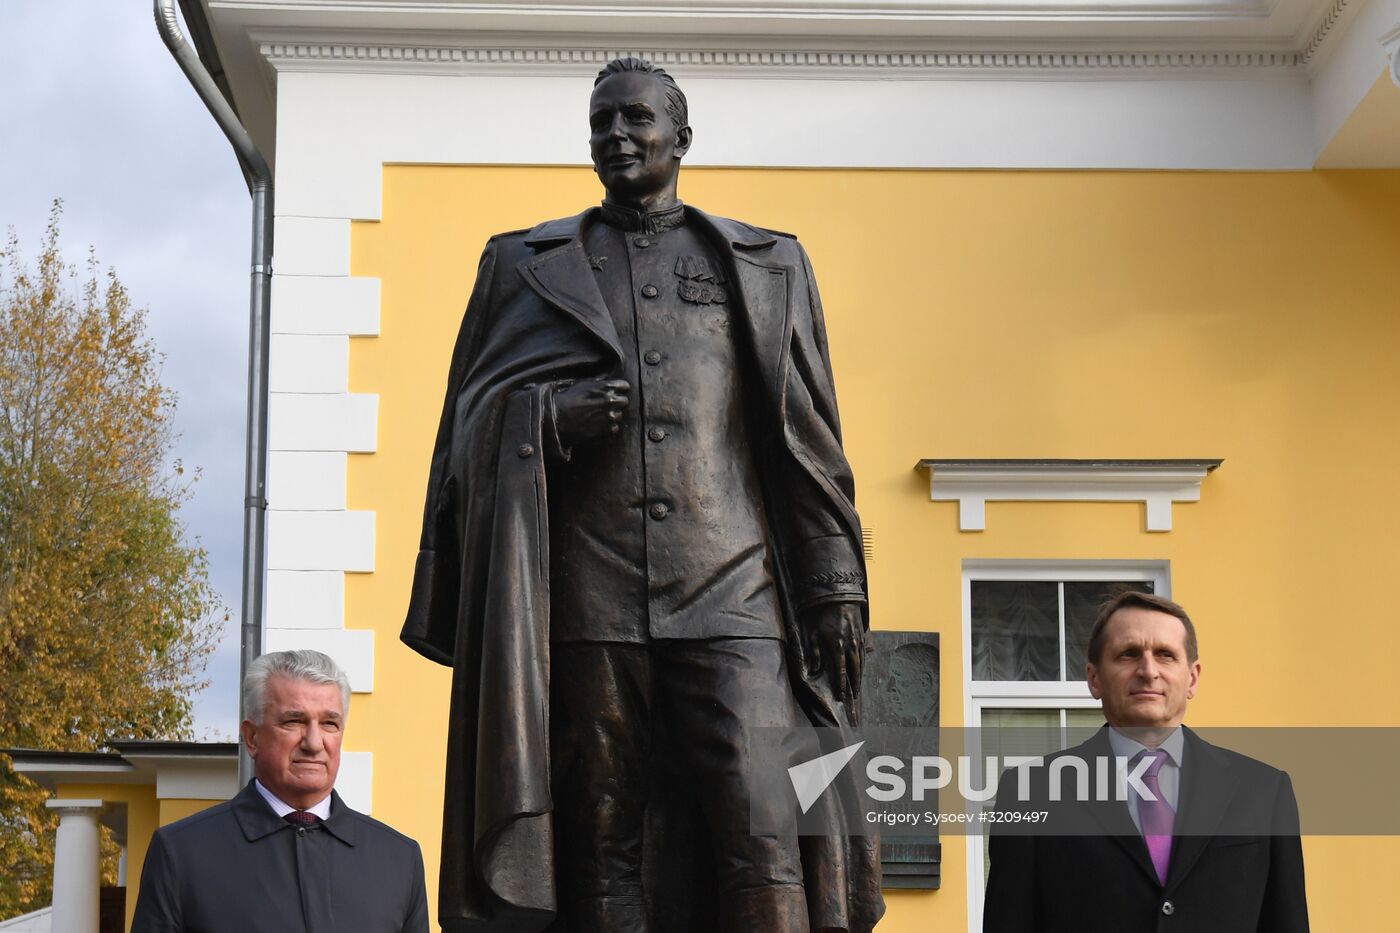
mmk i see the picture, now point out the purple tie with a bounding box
[1135,749,1175,886]
[283,810,321,827]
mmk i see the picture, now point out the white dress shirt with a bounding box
[254,779,332,820]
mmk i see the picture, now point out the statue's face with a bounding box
[589,72,688,201]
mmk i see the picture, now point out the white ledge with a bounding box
[917,458,1222,532]
[259,40,1307,76]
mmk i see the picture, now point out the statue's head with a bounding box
[589,57,692,206]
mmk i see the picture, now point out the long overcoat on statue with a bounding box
[401,205,884,932]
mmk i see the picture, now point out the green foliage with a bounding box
[0,203,225,918]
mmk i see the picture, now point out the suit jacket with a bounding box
[399,206,882,931]
[131,781,429,933]
[983,726,1309,933]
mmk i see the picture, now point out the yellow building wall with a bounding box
[156,797,220,826]
[349,166,1400,931]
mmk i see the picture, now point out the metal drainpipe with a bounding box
[155,0,271,787]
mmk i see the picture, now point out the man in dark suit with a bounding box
[983,591,1309,932]
[131,649,428,932]
[401,57,882,932]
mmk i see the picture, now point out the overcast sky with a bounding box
[2,1,249,739]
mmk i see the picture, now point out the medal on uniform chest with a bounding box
[674,255,728,304]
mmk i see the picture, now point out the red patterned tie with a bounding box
[283,810,321,827]
[1135,749,1175,886]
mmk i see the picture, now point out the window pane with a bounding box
[1064,706,1105,743]
[980,707,1099,883]
[980,707,1061,758]
[1063,580,1155,682]
[980,708,1063,883]
[971,581,1059,681]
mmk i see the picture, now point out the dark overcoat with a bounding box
[400,206,884,931]
[983,726,1309,933]
[130,781,429,932]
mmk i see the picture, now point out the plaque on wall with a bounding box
[860,630,941,889]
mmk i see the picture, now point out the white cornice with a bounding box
[1299,0,1354,65]
[257,36,1306,76]
[214,0,1281,24]
[918,459,1222,532]
[218,0,1358,76]
[245,0,1356,78]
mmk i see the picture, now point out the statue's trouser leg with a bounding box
[551,638,810,933]
[723,883,812,933]
[551,643,653,933]
[654,637,810,933]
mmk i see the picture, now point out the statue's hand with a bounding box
[806,601,865,706]
[552,378,631,447]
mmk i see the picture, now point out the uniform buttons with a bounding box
[647,428,666,442]
[1160,901,1175,917]
[649,503,670,521]
[517,444,535,458]
[635,237,651,249]
[644,350,662,365]
[641,284,659,298]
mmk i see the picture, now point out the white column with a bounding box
[46,799,102,933]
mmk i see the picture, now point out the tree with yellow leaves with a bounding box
[0,204,224,918]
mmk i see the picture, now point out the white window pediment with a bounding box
[918,458,1221,532]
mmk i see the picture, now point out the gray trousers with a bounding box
[550,638,809,933]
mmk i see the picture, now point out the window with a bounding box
[963,560,1169,931]
[971,577,1157,684]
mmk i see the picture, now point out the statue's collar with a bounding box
[523,206,777,252]
[599,199,686,234]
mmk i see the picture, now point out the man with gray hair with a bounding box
[131,649,429,932]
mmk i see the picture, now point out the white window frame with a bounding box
[962,559,1170,932]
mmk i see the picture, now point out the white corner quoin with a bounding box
[918,459,1223,532]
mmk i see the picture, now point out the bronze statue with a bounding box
[402,57,883,933]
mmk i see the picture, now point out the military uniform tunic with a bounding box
[548,202,782,643]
